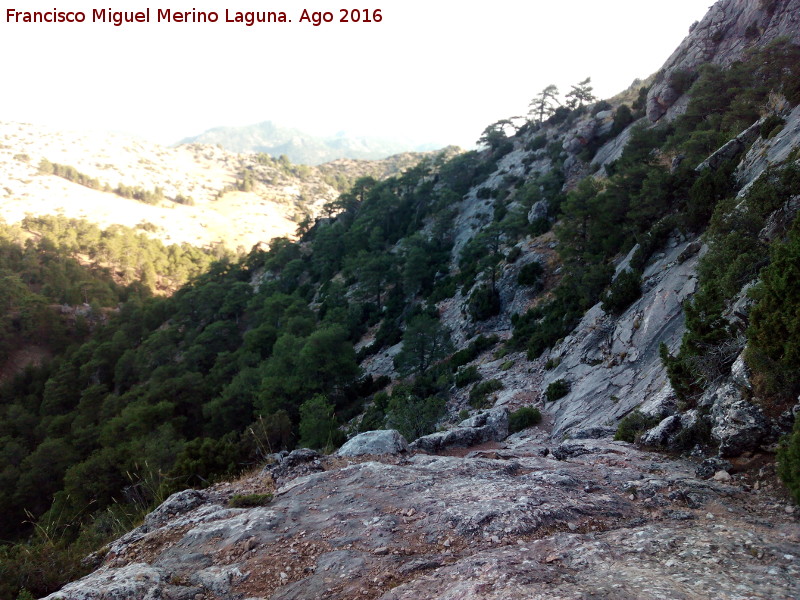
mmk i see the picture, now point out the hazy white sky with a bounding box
[1,1,712,149]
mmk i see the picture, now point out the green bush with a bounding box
[298,395,341,451]
[526,135,547,152]
[517,261,544,287]
[760,115,785,139]
[545,379,570,402]
[528,217,550,237]
[386,393,446,441]
[544,357,560,370]
[668,68,696,95]
[746,219,800,409]
[505,246,522,263]
[469,379,503,409]
[614,410,660,443]
[229,493,273,508]
[508,406,542,433]
[467,285,501,322]
[777,418,800,504]
[454,365,481,388]
[601,269,642,315]
[450,335,499,370]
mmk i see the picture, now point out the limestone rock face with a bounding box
[43,439,800,600]
[647,0,800,122]
[544,238,699,438]
[738,102,800,186]
[337,430,410,457]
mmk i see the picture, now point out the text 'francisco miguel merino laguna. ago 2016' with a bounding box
[5,8,297,27]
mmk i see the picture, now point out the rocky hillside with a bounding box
[0,121,449,251]
[5,1,800,598]
[179,120,439,165]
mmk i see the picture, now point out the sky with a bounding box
[1,1,713,150]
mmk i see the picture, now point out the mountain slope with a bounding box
[179,120,439,165]
[0,122,451,251]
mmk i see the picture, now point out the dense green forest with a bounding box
[2,40,800,599]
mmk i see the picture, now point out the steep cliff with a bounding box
[647,0,800,122]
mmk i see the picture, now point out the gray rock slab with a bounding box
[337,430,410,457]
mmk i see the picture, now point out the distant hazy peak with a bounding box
[178,120,440,165]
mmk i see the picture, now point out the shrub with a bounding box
[469,379,503,408]
[601,269,642,315]
[506,246,522,263]
[611,104,634,136]
[386,393,446,441]
[614,410,660,443]
[428,276,457,303]
[298,395,341,450]
[526,135,547,152]
[450,335,499,369]
[591,100,612,116]
[509,406,542,433]
[517,261,544,287]
[777,418,800,504]
[229,493,273,508]
[746,219,800,409]
[545,379,570,402]
[671,413,712,451]
[454,365,481,388]
[668,69,696,95]
[467,285,501,322]
[760,114,785,139]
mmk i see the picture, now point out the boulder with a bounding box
[267,448,324,485]
[710,382,769,457]
[640,409,709,451]
[527,199,548,224]
[144,489,208,530]
[695,457,734,480]
[337,430,409,457]
[410,408,509,453]
[640,415,682,447]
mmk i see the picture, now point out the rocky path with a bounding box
[44,435,799,600]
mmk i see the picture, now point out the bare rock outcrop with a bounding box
[647,0,800,122]
[543,237,699,438]
[44,438,800,600]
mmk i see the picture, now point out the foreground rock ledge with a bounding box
[45,439,799,600]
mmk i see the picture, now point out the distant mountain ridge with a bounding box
[178,120,440,165]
